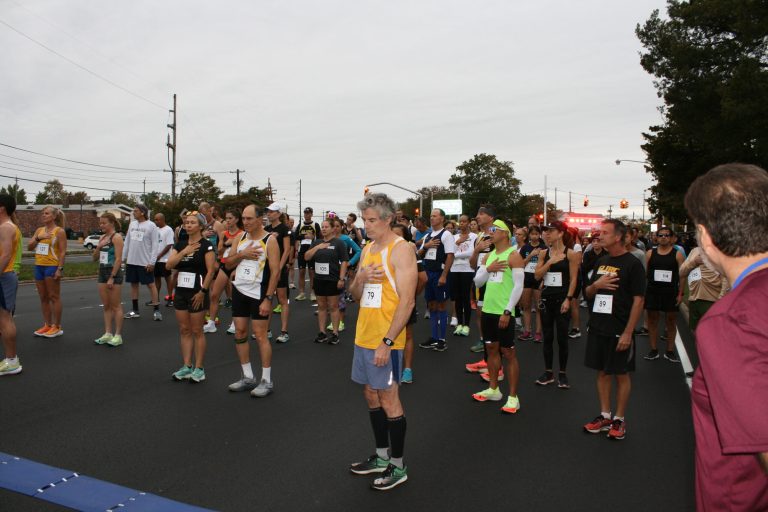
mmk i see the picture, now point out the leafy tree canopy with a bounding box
[636,1,768,223]
[35,179,66,204]
[179,172,224,207]
[0,184,27,205]
[448,153,522,220]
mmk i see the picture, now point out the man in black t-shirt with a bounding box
[296,207,321,301]
[582,219,645,441]
[266,202,292,343]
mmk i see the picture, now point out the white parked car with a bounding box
[83,234,102,250]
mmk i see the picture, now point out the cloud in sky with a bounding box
[1,0,665,218]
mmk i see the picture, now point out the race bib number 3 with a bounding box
[36,243,50,256]
[654,269,673,283]
[544,272,563,287]
[361,283,382,308]
[592,294,614,314]
[178,271,197,289]
[425,248,437,260]
[688,267,702,284]
[99,251,109,264]
[315,262,330,275]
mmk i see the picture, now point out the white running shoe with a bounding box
[203,320,217,333]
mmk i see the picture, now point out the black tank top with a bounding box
[647,247,679,292]
[542,247,570,297]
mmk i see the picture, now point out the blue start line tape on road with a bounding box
[0,451,214,511]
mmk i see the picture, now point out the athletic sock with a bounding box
[261,367,271,383]
[614,415,624,422]
[7,356,18,365]
[241,363,254,379]
[390,457,404,469]
[602,411,611,419]
[387,415,407,459]
[376,448,390,460]
[430,312,439,340]
[132,299,139,312]
[438,310,448,339]
[369,408,389,452]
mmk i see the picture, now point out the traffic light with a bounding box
[364,187,370,195]
[620,199,629,209]
[583,196,589,207]
[414,208,420,216]
[537,213,544,221]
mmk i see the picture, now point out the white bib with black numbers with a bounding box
[654,269,673,283]
[36,243,49,256]
[544,272,562,287]
[592,294,613,314]
[315,262,330,275]
[688,267,702,284]
[525,261,537,273]
[177,271,197,289]
[361,283,382,308]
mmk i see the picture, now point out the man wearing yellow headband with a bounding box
[471,219,525,413]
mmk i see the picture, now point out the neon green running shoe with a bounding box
[472,387,502,402]
[107,334,123,347]
[273,305,282,313]
[501,395,521,414]
[94,333,113,345]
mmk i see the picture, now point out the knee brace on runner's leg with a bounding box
[235,337,248,344]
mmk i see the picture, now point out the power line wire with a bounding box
[0,160,166,184]
[0,171,147,194]
[0,141,165,172]
[0,17,168,111]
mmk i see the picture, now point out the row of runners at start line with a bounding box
[2,164,766,501]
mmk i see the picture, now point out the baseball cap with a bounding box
[543,220,567,232]
[304,207,313,213]
[267,202,284,213]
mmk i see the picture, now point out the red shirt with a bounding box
[692,268,768,511]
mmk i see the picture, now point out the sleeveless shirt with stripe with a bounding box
[355,237,407,350]
[2,222,21,273]
[33,226,61,266]
[232,233,270,300]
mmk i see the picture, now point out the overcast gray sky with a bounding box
[1,0,666,220]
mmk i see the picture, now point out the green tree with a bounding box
[110,191,138,207]
[514,194,560,226]
[636,1,768,223]
[0,184,27,205]
[35,179,66,204]
[448,154,522,219]
[67,191,90,204]
[219,186,272,215]
[140,191,172,213]
[179,172,223,207]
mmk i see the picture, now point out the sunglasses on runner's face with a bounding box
[657,233,670,238]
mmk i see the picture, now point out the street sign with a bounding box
[433,199,462,216]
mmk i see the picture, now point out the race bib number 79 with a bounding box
[361,283,382,308]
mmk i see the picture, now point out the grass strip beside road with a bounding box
[18,261,99,282]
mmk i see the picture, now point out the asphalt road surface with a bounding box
[1,279,695,511]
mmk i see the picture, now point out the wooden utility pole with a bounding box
[166,94,178,201]
[230,169,245,195]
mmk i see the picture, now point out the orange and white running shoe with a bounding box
[465,359,487,373]
[34,325,51,337]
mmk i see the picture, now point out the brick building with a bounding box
[15,204,133,238]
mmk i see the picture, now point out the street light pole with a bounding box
[365,182,423,217]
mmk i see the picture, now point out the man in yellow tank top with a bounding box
[348,192,417,491]
[0,194,21,376]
